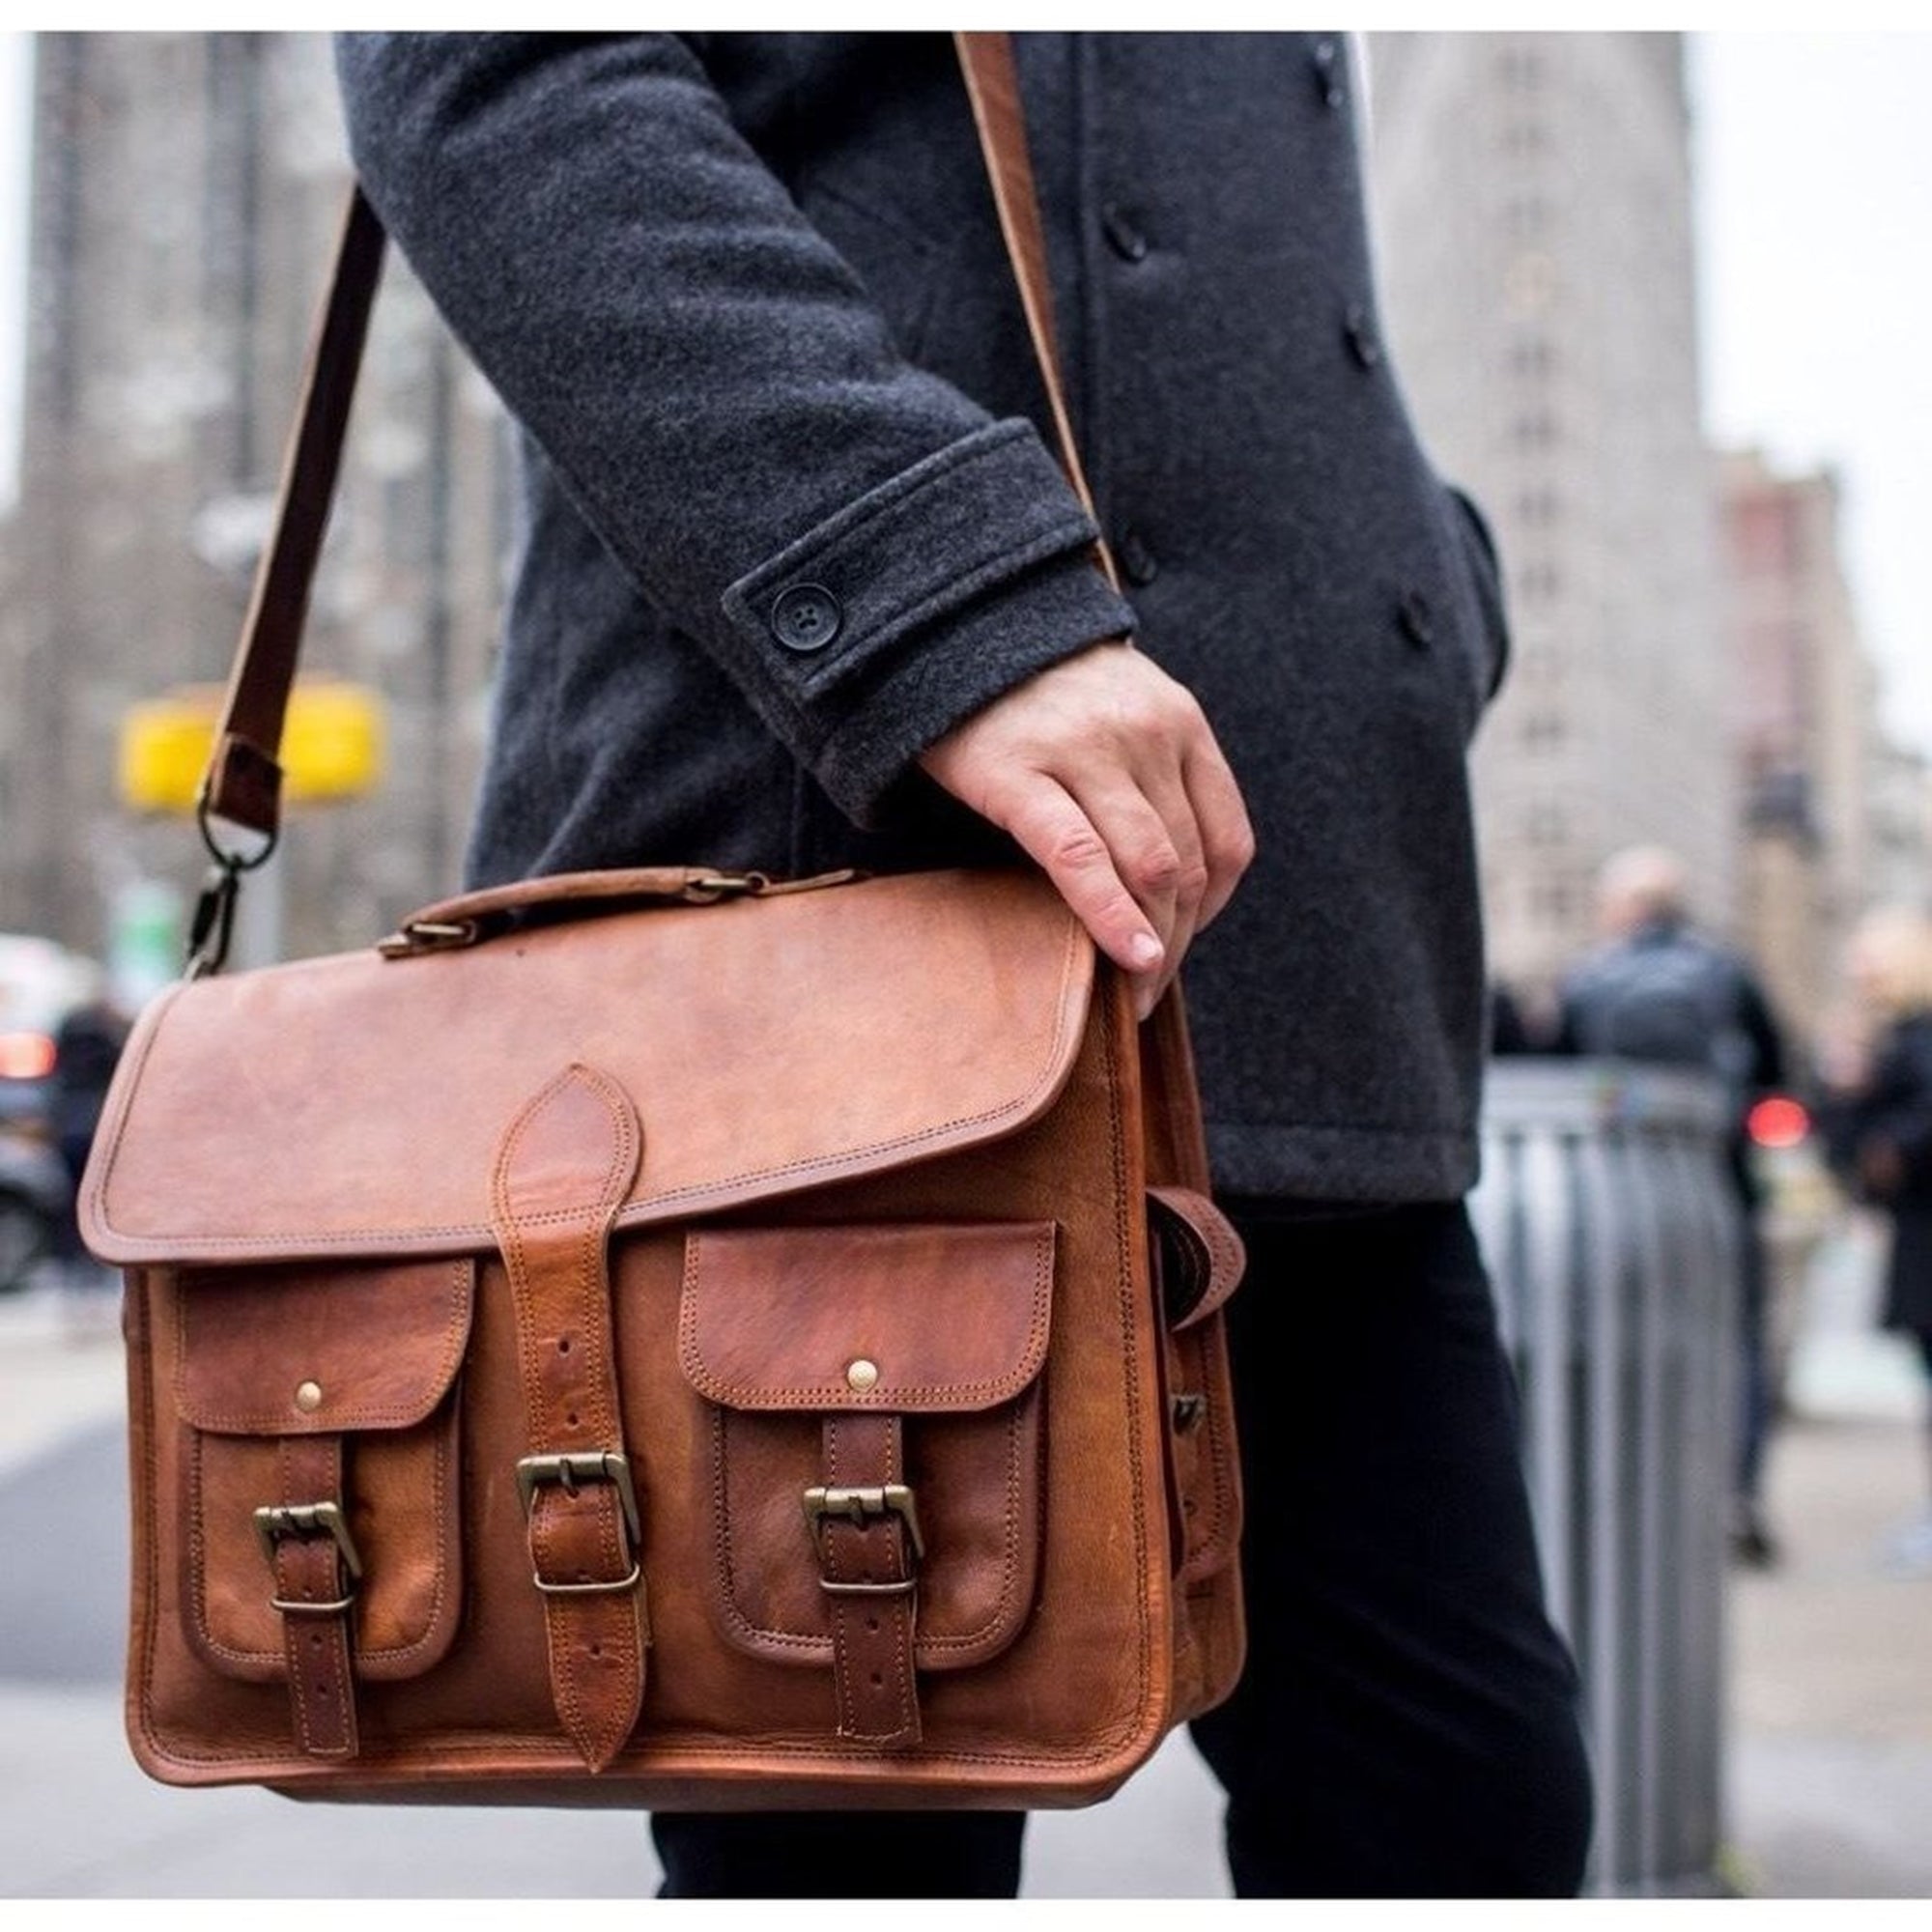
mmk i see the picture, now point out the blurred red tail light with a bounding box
[1747,1094,1810,1149]
[0,1032,58,1081]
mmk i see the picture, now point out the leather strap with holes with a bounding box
[489,1063,647,1773]
[816,1414,922,1748]
[270,1435,359,1759]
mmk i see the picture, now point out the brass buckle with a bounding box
[377,918,478,958]
[254,1500,363,1615]
[682,870,770,903]
[515,1451,643,1596]
[802,1482,926,1576]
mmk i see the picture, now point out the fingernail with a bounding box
[1128,933,1163,969]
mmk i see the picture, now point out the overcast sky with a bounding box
[1690,31,1932,757]
[0,30,1924,754]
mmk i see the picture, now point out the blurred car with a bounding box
[0,934,102,1293]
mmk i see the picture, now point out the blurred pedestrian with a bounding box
[1491,980,1534,1055]
[1555,845,1788,1566]
[1491,980,1555,1056]
[1817,906,1932,1577]
[48,994,128,1293]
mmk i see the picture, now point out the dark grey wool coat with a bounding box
[335,31,1508,1205]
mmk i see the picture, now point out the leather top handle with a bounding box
[195,34,1114,857]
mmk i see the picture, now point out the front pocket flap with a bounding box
[175,1258,474,1435]
[678,1222,1054,1412]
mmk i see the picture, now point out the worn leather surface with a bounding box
[679,1221,1054,1411]
[687,1223,1050,1673]
[113,889,1250,1805]
[83,871,1091,1264]
[170,1260,469,1685]
[175,1259,473,1434]
[184,1406,462,1685]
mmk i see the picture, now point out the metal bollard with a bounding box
[1471,1061,1738,1897]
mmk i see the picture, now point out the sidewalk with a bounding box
[0,1275,123,1478]
[1726,1408,1932,1898]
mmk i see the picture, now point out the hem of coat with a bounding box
[1206,1118,1480,1206]
[813,549,1138,826]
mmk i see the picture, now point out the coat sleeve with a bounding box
[332,33,1137,824]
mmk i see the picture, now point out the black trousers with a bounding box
[651,1201,1595,1898]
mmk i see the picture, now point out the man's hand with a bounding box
[918,640,1255,1019]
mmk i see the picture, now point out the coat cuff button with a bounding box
[1398,589,1436,648]
[1101,203,1151,264]
[1345,304,1382,370]
[770,582,843,652]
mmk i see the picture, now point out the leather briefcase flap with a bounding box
[678,1222,1055,1413]
[175,1258,473,1435]
[80,870,1092,1267]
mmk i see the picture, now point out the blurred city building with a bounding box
[0,31,509,965]
[1720,449,1932,1048]
[1368,32,1734,997]
[1368,31,1927,1047]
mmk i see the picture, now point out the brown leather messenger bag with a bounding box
[82,32,1246,1808]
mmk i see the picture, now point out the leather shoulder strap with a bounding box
[952,32,1118,587]
[200,188,386,843]
[197,33,1113,849]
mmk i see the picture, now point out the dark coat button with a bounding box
[1101,203,1150,264]
[1313,39,1346,109]
[1398,589,1435,649]
[1344,303,1381,369]
[1117,528,1159,587]
[770,582,842,652]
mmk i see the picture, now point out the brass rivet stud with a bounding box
[295,1380,324,1414]
[845,1358,880,1393]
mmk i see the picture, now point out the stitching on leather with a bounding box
[99,915,1085,1256]
[173,1260,473,1434]
[134,1719,1158,1776]
[708,1409,823,1653]
[699,1221,1059,1662]
[243,1406,464,1676]
[495,1065,643,1763]
[1179,1325,1239,1582]
[679,1226,1054,1407]
[1100,994,1156,1733]
[824,1420,855,1735]
[85,982,184,1240]
[278,1439,321,1754]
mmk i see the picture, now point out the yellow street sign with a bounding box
[119,682,386,814]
